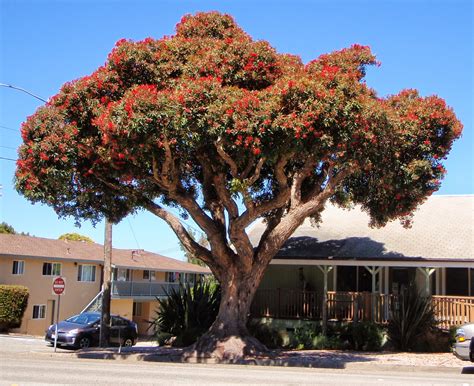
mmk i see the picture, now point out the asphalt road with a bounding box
[1,335,473,385]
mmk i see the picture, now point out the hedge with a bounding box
[0,285,29,331]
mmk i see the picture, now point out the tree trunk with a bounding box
[185,264,268,361]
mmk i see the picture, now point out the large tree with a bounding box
[15,12,462,358]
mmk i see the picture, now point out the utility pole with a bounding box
[100,219,112,347]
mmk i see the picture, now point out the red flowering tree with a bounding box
[16,12,462,358]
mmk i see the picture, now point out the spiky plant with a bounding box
[387,284,437,351]
[150,279,220,345]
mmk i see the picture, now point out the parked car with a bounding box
[453,323,474,361]
[45,312,138,349]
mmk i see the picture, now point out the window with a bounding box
[42,262,61,276]
[111,316,128,326]
[133,302,143,317]
[167,272,184,283]
[143,270,155,281]
[12,260,25,275]
[77,265,96,282]
[114,268,131,282]
[32,305,46,319]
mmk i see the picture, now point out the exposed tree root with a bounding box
[183,332,269,362]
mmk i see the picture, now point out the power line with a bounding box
[0,145,17,150]
[0,83,48,103]
[0,156,16,162]
[126,217,141,250]
[0,125,18,132]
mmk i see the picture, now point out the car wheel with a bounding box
[122,337,134,347]
[78,336,91,349]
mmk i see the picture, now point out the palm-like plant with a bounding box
[388,284,437,351]
[150,279,220,344]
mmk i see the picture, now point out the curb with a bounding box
[72,350,465,374]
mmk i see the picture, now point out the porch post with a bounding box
[317,265,333,336]
[469,268,472,297]
[417,267,435,296]
[365,266,381,321]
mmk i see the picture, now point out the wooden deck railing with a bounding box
[432,295,474,329]
[250,289,474,328]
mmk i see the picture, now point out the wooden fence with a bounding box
[250,289,474,328]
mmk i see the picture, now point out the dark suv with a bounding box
[45,312,138,349]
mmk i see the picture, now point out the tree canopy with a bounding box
[15,12,462,357]
[58,233,94,243]
[0,222,16,234]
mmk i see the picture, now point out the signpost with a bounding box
[52,277,65,352]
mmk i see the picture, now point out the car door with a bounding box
[109,316,128,345]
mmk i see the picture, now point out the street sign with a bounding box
[52,277,65,295]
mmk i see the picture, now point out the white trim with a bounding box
[384,267,389,294]
[270,259,472,268]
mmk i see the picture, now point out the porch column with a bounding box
[317,265,333,336]
[417,267,435,296]
[469,269,472,297]
[365,266,381,321]
[384,267,390,295]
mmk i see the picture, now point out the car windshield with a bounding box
[65,314,100,325]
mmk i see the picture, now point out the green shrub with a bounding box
[292,324,344,350]
[0,285,29,331]
[248,320,285,349]
[149,279,220,346]
[346,321,384,351]
[387,285,437,351]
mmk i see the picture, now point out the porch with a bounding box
[250,289,474,329]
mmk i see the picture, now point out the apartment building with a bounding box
[0,234,209,336]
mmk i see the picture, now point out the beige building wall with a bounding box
[132,300,160,336]
[111,298,133,320]
[0,256,101,336]
[124,269,167,282]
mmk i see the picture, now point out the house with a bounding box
[249,195,474,328]
[0,234,210,336]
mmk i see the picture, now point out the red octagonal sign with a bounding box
[52,277,65,295]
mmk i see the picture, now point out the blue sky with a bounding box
[0,0,472,259]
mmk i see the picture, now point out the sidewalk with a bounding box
[74,344,472,374]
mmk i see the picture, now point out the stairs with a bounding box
[81,290,103,313]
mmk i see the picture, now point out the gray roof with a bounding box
[248,195,474,262]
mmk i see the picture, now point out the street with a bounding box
[1,335,473,385]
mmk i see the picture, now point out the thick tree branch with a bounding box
[246,157,266,186]
[256,167,351,266]
[290,158,316,209]
[240,154,256,180]
[215,138,238,178]
[236,154,291,229]
[196,153,239,220]
[143,200,223,277]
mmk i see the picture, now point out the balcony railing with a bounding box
[111,281,181,298]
